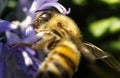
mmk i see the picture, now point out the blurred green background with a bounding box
[0,0,120,78]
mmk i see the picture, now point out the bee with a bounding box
[30,9,120,78]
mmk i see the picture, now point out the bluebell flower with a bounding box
[0,0,70,78]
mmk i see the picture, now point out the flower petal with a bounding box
[40,2,71,15]
[24,25,35,37]
[14,46,39,77]
[0,60,6,78]
[23,0,59,27]
[0,42,2,57]
[11,47,29,78]
[21,32,44,45]
[0,19,18,33]
[18,0,33,13]
[36,0,70,15]
[22,0,38,27]
[25,47,36,56]
[0,43,6,78]
[5,31,21,46]
[22,50,33,66]
[29,0,58,13]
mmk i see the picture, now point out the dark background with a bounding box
[0,0,120,78]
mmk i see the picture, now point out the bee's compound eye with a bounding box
[39,11,52,22]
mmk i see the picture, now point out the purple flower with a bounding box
[0,0,70,78]
[0,20,44,78]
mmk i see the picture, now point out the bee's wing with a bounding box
[83,42,120,72]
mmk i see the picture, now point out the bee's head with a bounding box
[33,9,59,28]
[33,9,81,38]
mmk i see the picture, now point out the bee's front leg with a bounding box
[31,29,61,50]
[34,29,51,34]
[34,28,62,41]
[31,33,56,50]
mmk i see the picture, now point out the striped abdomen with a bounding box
[36,40,80,78]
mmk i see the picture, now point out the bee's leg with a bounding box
[32,29,61,50]
[9,42,31,48]
[34,29,61,40]
[34,29,50,33]
[31,34,57,50]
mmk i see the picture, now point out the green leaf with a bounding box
[100,0,120,5]
[72,0,86,6]
[8,0,17,8]
[89,17,120,37]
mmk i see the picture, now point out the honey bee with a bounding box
[30,9,120,78]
